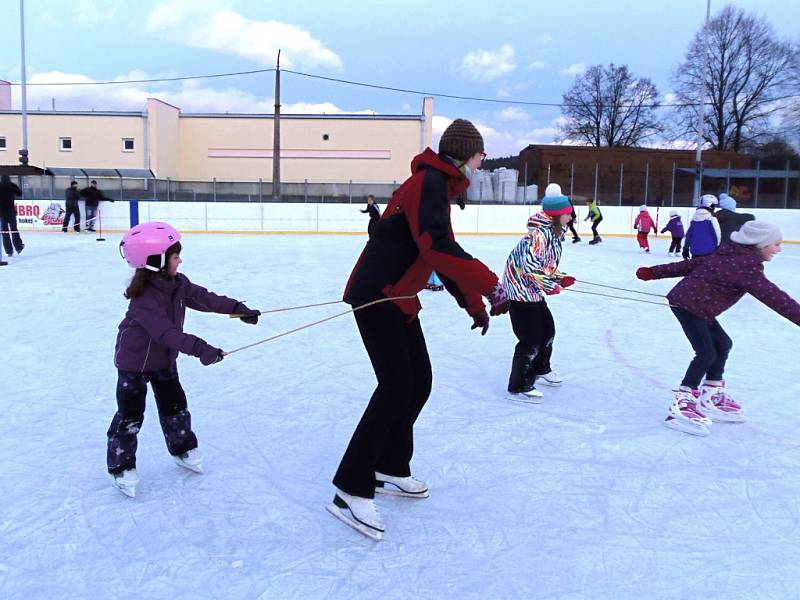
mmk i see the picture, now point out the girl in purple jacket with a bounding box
[636,220,800,437]
[108,222,260,497]
[660,209,685,257]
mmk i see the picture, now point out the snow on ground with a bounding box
[1,230,799,600]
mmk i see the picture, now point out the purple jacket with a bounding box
[114,273,241,372]
[660,215,685,238]
[649,241,800,325]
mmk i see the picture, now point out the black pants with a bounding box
[672,307,732,389]
[591,216,603,237]
[62,204,81,231]
[567,218,579,239]
[85,204,97,231]
[508,300,555,393]
[669,237,683,253]
[0,215,24,255]
[367,218,378,240]
[333,302,432,498]
[106,369,197,474]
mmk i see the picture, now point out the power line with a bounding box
[7,68,275,86]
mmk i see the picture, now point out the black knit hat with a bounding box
[438,119,484,162]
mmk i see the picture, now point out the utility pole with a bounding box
[19,0,30,168]
[272,50,281,201]
[693,0,712,205]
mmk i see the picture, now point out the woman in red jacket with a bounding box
[636,221,800,437]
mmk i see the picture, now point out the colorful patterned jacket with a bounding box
[502,211,565,303]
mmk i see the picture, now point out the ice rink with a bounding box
[2,229,799,599]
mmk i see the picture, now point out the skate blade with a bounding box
[664,417,710,437]
[375,483,430,499]
[536,379,562,387]
[326,503,383,540]
[173,456,204,473]
[507,393,543,405]
[708,412,746,424]
[112,482,136,498]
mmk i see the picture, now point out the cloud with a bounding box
[497,107,530,121]
[528,60,548,70]
[76,0,120,25]
[147,0,343,71]
[10,70,368,115]
[561,62,587,76]
[458,44,517,82]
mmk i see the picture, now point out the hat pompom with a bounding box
[541,184,572,216]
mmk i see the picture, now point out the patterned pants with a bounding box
[106,369,198,474]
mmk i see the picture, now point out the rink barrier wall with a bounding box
[12,200,800,242]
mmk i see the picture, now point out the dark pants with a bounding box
[508,300,555,393]
[62,203,81,231]
[672,307,732,389]
[106,369,197,474]
[669,237,683,253]
[591,216,603,237]
[367,218,378,240]
[85,204,97,231]
[333,302,432,498]
[567,218,579,239]
[0,214,24,255]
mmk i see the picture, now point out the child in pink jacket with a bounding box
[633,205,657,252]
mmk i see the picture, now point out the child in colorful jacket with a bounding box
[660,209,685,256]
[109,222,260,497]
[502,183,576,402]
[682,195,720,259]
[633,205,657,252]
[636,220,800,437]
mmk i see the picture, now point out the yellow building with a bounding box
[0,89,434,183]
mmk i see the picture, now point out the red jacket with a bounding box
[343,148,499,319]
[634,211,656,233]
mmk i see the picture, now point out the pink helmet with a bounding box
[119,221,182,271]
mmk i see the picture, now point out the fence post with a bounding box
[670,161,676,207]
[213,177,217,202]
[619,163,624,206]
[569,162,574,198]
[593,162,598,201]
[119,174,123,202]
[726,161,731,194]
[644,162,649,205]
[304,179,308,203]
[784,159,790,209]
[754,160,760,208]
[546,162,551,186]
[166,177,170,202]
[524,162,528,204]
[259,178,263,203]
[349,180,352,203]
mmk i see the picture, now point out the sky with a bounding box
[0,0,798,157]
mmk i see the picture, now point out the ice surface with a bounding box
[2,231,799,599]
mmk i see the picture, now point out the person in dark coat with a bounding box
[565,195,580,243]
[329,119,510,540]
[79,180,112,232]
[0,174,24,256]
[360,194,381,239]
[716,193,755,242]
[637,220,799,437]
[62,180,81,232]
[660,209,685,256]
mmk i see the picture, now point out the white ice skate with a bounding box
[375,472,429,499]
[664,389,712,436]
[172,448,204,473]
[537,370,563,387]
[326,489,385,541]
[698,381,745,423]
[111,469,139,498]
[508,388,544,404]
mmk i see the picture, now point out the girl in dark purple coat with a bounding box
[636,221,800,437]
[108,222,260,497]
[660,209,685,257]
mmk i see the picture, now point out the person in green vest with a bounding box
[584,197,603,244]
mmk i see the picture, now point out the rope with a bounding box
[575,279,667,298]
[230,299,343,318]
[222,295,418,357]
[563,287,675,307]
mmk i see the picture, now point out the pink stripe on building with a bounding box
[208,148,391,159]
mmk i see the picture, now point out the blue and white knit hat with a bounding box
[541,183,572,216]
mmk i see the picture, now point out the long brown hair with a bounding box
[550,214,564,237]
[124,241,182,299]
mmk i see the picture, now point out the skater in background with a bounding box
[79,180,113,232]
[426,271,444,291]
[566,197,580,243]
[636,220,800,437]
[0,174,24,257]
[331,119,509,540]
[62,180,81,233]
[716,193,755,242]
[584,197,603,244]
[633,205,657,253]
[682,194,720,260]
[360,194,381,240]
[660,209,685,256]
[502,183,576,403]
[108,221,260,497]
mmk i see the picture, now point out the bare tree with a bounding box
[672,5,796,152]
[559,64,661,147]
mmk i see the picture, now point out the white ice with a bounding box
[2,230,799,600]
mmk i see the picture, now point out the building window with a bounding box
[0,137,6,150]
[322,134,330,141]
[59,137,72,151]
[122,138,135,152]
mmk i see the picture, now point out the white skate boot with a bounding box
[507,388,544,404]
[326,488,385,540]
[698,381,745,423]
[664,388,712,436]
[537,370,563,387]
[375,472,429,498]
[111,468,139,498]
[172,448,204,473]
